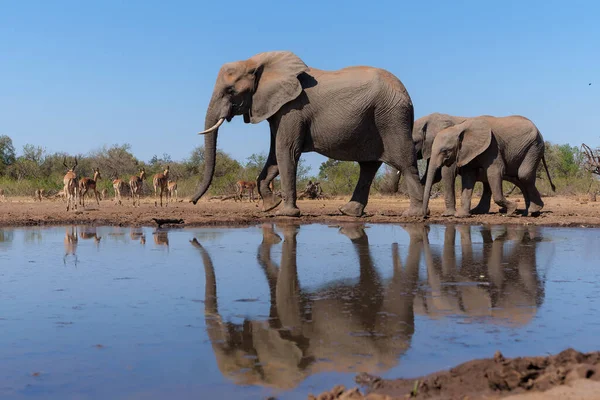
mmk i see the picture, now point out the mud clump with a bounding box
[310,348,600,399]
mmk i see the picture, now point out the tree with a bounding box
[318,159,360,195]
[0,135,16,175]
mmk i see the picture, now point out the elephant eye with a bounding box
[226,86,237,95]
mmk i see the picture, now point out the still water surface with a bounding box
[1,223,600,399]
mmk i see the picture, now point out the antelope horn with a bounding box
[198,118,225,135]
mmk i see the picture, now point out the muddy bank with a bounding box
[0,195,599,227]
[309,348,600,399]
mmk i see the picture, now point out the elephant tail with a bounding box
[541,155,556,192]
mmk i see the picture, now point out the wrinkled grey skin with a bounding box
[191,223,421,389]
[392,113,494,216]
[416,224,544,325]
[192,51,423,217]
[423,116,556,217]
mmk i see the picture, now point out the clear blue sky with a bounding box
[1,0,598,174]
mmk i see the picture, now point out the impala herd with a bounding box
[0,157,264,210]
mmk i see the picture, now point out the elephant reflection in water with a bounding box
[191,223,424,389]
[416,224,544,326]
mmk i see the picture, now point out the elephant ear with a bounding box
[456,120,492,167]
[249,51,309,124]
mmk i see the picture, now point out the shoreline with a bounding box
[0,195,599,228]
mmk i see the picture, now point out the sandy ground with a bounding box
[309,349,600,400]
[0,194,599,228]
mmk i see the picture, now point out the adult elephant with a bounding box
[191,51,423,217]
[423,116,555,217]
[191,223,421,389]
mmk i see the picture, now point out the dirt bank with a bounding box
[309,348,600,399]
[0,195,599,228]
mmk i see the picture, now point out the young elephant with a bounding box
[423,117,555,217]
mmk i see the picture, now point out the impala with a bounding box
[152,166,170,207]
[235,180,256,202]
[101,188,108,200]
[0,188,5,201]
[129,168,147,207]
[112,177,126,205]
[79,168,102,207]
[34,188,44,202]
[167,180,178,203]
[62,157,78,211]
[64,226,78,265]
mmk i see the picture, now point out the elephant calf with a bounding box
[423,116,555,217]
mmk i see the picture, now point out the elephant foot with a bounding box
[262,194,282,212]
[339,201,365,217]
[402,207,423,217]
[276,206,301,217]
[454,210,472,218]
[441,208,457,217]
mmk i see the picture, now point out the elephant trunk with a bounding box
[191,93,227,204]
[423,160,439,217]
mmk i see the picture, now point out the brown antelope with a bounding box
[34,189,45,201]
[167,180,178,203]
[101,188,108,200]
[235,180,256,202]
[79,168,102,207]
[112,177,126,205]
[64,226,78,265]
[79,227,102,246]
[153,231,169,247]
[152,165,170,207]
[0,188,5,201]
[129,168,147,207]
[62,157,78,211]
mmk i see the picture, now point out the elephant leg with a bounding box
[275,225,303,334]
[471,181,492,214]
[488,166,517,216]
[382,126,423,216]
[258,130,282,212]
[455,169,476,218]
[340,161,382,217]
[518,151,544,216]
[441,165,457,216]
[274,131,302,217]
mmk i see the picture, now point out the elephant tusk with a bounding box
[198,118,225,135]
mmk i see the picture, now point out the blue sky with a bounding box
[1,0,598,174]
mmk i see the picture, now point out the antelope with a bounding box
[235,180,256,202]
[79,227,102,246]
[129,168,147,207]
[167,180,178,203]
[79,168,102,207]
[101,188,108,200]
[62,157,78,211]
[152,165,170,207]
[64,226,78,265]
[112,177,126,205]
[0,188,5,201]
[34,188,44,202]
[153,231,169,247]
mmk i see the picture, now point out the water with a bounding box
[1,223,600,400]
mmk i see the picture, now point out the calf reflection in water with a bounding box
[417,225,544,326]
[191,223,423,389]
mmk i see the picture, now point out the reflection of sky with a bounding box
[0,224,599,399]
